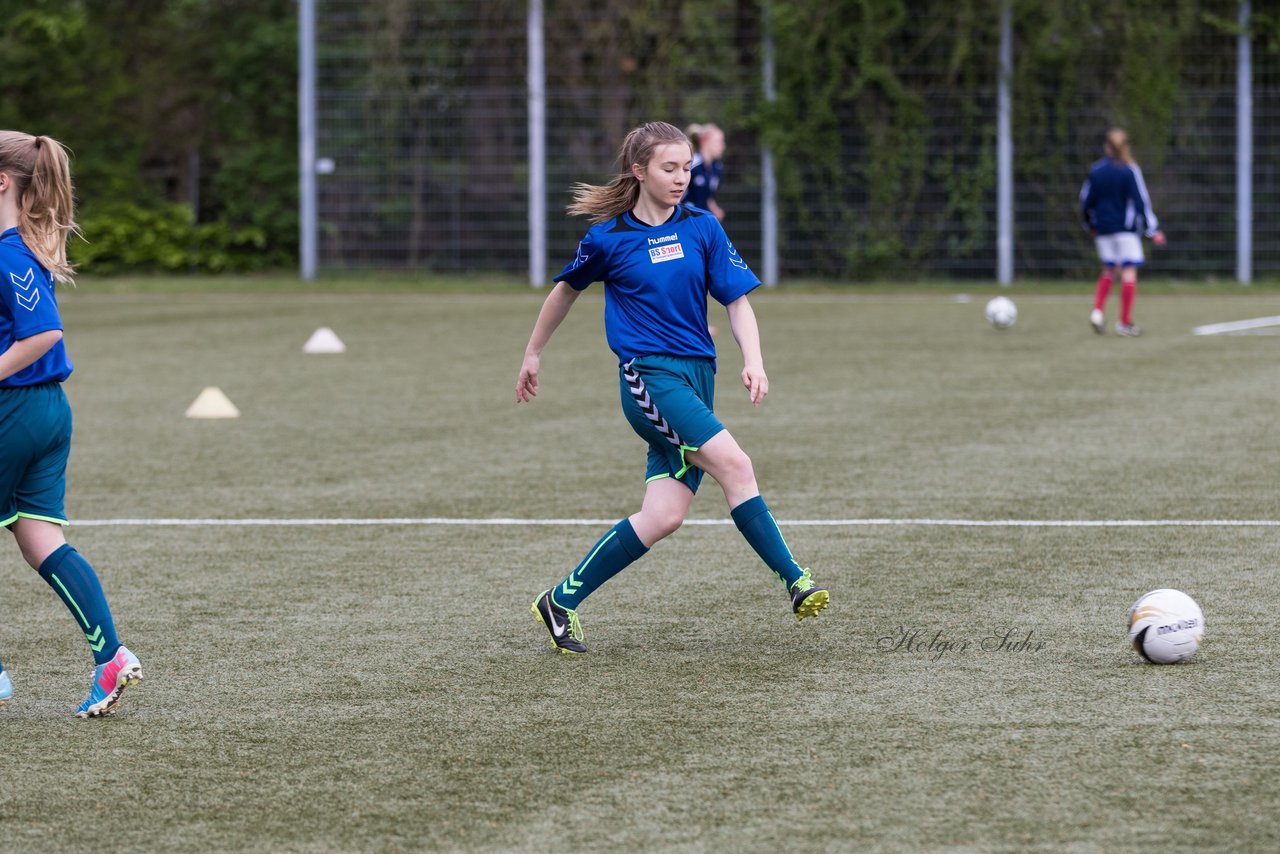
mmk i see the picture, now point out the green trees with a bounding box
[0,1,1270,277]
[0,0,296,273]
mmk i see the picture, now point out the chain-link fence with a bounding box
[313,0,1277,281]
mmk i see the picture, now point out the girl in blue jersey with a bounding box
[0,131,141,716]
[1080,128,1166,336]
[517,121,828,654]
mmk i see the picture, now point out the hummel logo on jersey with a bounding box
[727,239,748,270]
[646,233,678,246]
[11,268,40,311]
[570,242,591,270]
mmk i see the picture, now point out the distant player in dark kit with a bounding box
[683,123,725,222]
[516,121,828,654]
[0,131,142,717]
[1080,128,1165,336]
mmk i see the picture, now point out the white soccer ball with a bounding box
[985,296,1017,329]
[1127,589,1205,664]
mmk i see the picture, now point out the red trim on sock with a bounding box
[1093,274,1113,311]
[1120,281,1136,325]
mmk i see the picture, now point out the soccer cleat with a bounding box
[531,589,586,654]
[75,645,142,719]
[0,670,12,708]
[1116,322,1142,337]
[789,569,829,621]
[1090,309,1105,335]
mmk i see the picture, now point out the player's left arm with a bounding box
[726,295,767,407]
[0,329,62,384]
[1128,164,1163,243]
[0,257,64,383]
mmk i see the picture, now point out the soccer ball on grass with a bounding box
[1127,589,1205,664]
[985,296,1017,329]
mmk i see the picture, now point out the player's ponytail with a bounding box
[567,121,690,224]
[685,123,707,150]
[0,131,80,284]
[1104,127,1134,165]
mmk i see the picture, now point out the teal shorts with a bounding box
[0,383,73,527]
[618,355,724,494]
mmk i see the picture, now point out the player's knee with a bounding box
[11,520,66,570]
[18,541,48,570]
[651,506,685,539]
[721,448,755,489]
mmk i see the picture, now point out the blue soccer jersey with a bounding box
[0,227,72,387]
[555,205,759,364]
[1080,158,1159,237]
[683,153,722,210]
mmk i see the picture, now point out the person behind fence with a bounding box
[515,120,829,655]
[1079,127,1166,337]
[0,130,142,717]
[683,122,725,222]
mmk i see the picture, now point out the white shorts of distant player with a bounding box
[1094,232,1144,267]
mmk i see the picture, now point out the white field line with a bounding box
[1191,315,1280,335]
[72,517,1280,528]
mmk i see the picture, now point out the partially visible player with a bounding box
[1080,128,1165,336]
[0,130,142,717]
[683,122,725,222]
[516,121,828,655]
[685,123,727,336]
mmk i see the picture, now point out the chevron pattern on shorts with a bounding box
[623,360,683,448]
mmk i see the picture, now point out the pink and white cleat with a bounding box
[76,645,142,718]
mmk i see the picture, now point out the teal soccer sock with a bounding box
[553,519,649,610]
[38,545,121,666]
[731,495,805,589]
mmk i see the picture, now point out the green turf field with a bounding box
[2,284,1278,851]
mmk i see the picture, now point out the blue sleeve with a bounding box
[554,231,609,291]
[1079,177,1093,230]
[1128,165,1159,236]
[0,253,62,338]
[685,162,708,208]
[702,218,759,306]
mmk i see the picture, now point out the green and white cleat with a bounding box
[531,589,587,654]
[790,569,829,621]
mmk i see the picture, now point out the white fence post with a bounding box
[996,0,1013,286]
[528,0,547,287]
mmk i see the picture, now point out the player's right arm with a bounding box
[1079,175,1095,233]
[516,281,583,403]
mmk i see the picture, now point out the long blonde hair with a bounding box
[567,122,690,223]
[1104,127,1134,165]
[0,131,79,284]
